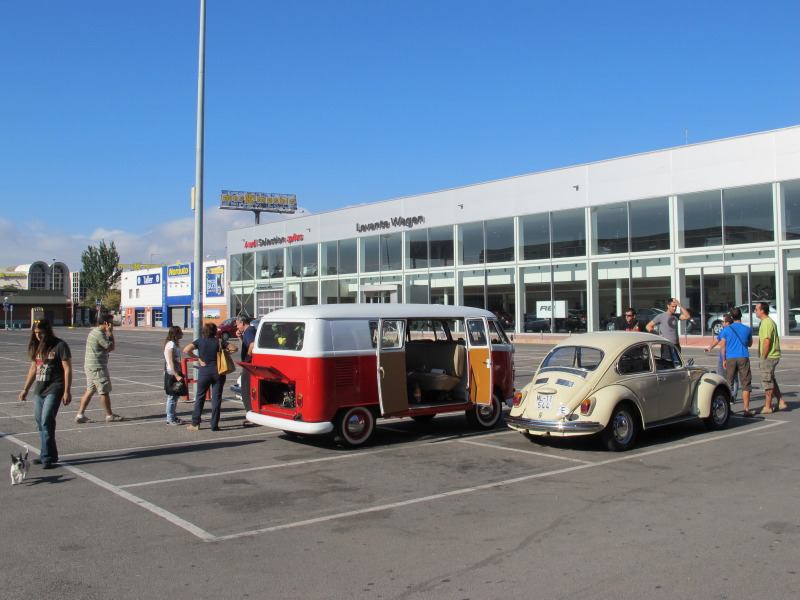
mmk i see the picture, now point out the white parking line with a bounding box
[2,419,788,543]
[458,438,593,464]
[213,420,788,542]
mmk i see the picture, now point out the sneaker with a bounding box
[42,462,56,470]
[75,415,89,424]
[32,459,42,465]
[105,414,125,422]
[186,424,200,431]
[166,418,184,425]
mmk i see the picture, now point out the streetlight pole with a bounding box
[192,0,206,340]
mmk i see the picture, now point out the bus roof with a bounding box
[261,303,497,321]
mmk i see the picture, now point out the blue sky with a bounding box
[1,0,798,270]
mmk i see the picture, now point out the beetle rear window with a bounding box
[541,346,604,371]
[257,322,305,351]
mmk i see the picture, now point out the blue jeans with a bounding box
[34,392,61,463]
[191,372,226,429]
[166,394,179,422]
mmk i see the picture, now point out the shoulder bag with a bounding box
[216,339,236,375]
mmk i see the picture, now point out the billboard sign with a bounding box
[220,190,297,214]
[206,265,225,298]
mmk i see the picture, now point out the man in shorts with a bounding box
[718,307,753,416]
[755,302,786,414]
[75,313,124,423]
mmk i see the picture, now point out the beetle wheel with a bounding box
[465,394,502,430]
[600,402,639,451]
[334,406,376,447]
[704,387,731,430]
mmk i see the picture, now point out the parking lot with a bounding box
[1,327,798,599]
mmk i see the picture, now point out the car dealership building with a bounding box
[225,125,800,336]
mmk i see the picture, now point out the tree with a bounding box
[81,240,122,306]
[103,289,121,313]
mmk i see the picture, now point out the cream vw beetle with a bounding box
[506,332,732,451]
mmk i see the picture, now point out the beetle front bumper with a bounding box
[505,414,604,435]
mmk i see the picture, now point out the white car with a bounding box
[706,303,779,335]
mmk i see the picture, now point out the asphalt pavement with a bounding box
[1,327,798,599]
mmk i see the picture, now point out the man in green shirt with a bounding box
[755,302,786,414]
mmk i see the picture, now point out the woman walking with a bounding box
[163,326,185,425]
[18,319,72,469]
[182,322,237,431]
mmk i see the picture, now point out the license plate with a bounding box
[536,393,554,410]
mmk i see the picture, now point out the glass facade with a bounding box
[228,178,800,335]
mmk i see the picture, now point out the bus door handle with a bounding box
[379,366,385,378]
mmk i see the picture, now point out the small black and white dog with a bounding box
[10,446,30,486]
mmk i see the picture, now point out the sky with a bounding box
[1,0,798,271]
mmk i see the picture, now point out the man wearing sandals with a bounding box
[75,313,124,423]
[755,302,786,415]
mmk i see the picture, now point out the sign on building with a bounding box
[220,190,297,214]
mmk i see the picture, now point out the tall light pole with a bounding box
[192,0,206,340]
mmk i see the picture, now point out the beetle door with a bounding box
[466,318,492,406]
[377,319,408,415]
[651,342,692,419]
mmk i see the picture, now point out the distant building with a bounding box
[119,259,228,328]
[1,262,74,327]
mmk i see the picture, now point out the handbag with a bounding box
[164,370,187,396]
[216,339,236,376]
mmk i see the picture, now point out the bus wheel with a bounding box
[465,394,502,430]
[334,406,376,447]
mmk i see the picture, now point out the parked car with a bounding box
[601,308,663,331]
[523,314,550,332]
[522,310,585,333]
[706,303,780,336]
[215,316,259,341]
[215,317,238,341]
[491,310,515,330]
[506,332,731,451]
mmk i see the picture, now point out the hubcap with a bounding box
[613,412,631,442]
[345,413,366,437]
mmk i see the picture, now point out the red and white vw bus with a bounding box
[241,304,515,447]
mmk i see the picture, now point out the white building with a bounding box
[225,125,800,336]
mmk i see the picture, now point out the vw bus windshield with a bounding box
[257,322,305,351]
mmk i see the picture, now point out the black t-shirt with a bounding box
[34,339,71,397]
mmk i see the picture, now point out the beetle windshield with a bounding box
[541,346,604,372]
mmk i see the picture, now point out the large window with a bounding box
[519,213,550,261]
[320,241,338,275]
[783,180,800,240]
[552,208,586,258]
[339,238,357,274]
[406,229,428,269]
[630,197,670,252]
[723,184,773,245]
[681,190,722,248]
[380,233,402,271]
[360,236,380,273]
[231,253,254,281]
[429,226,454,267]
[593,203,628,255]
[485,217,514,263]
[30,264,46,289]
[257,249,284,280]
[458,222,484,265]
